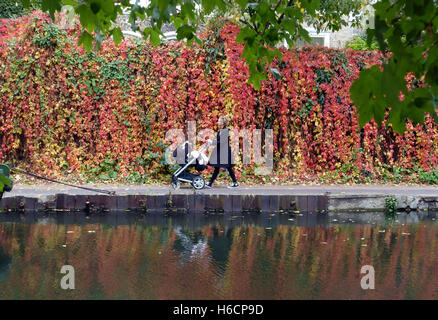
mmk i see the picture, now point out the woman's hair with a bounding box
[218,115,232,127]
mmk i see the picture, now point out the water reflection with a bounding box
[0,246,11,282]
[0,212,437,299]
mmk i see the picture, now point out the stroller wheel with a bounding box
[172,180,180,190]
[192,176,205,190]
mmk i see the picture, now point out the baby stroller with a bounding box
[171,140,212,190]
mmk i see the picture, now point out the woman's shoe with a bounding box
[227,182,239,189]
[205,182,212,188]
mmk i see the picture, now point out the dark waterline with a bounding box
[0,211,437,299]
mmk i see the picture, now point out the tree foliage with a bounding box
[0,174,11,193]
[347,35,379,51]
[351,0,438,132]
[19,0,366,88]
[0,0,41,18]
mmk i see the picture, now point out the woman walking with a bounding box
[206,115,239,188]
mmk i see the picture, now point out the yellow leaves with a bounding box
[0,86,11,94]
[59,160,68,168]
[224,95,235,115]
[12,127,22,134]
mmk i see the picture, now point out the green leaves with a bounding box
[78,30,94,51]
[350,66,381,127]
[176,25,196,41]
[236,0,248,9]
[41,0,61,19]
[351,0,438,133]
[22,0,365,90]
[142,28,161,46]
[76,4,96,33]
[0,174,11,193]
[61,0,76,5]
[302,0,320,15]
[111,27,123,45]
[202,0,216,14]
[406,88,435,123]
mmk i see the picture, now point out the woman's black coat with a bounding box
[209,127,235,168]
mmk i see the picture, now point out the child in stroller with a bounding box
[171,140,212,190]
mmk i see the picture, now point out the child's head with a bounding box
[218,115,232,128]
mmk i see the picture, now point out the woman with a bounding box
[206,115,239,188]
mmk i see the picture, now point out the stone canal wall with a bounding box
[0,193,328,213]
[2,185,438,213]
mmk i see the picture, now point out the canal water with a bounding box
[0,211,437,299]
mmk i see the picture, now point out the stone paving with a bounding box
[4,184,438,196]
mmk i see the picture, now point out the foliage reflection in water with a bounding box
[0,211,437,299]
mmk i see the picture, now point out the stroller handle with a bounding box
[202,139,214,150]
[173,140,212,178]
[189,140,213,159]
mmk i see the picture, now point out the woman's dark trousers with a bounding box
[209,167,237,185]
